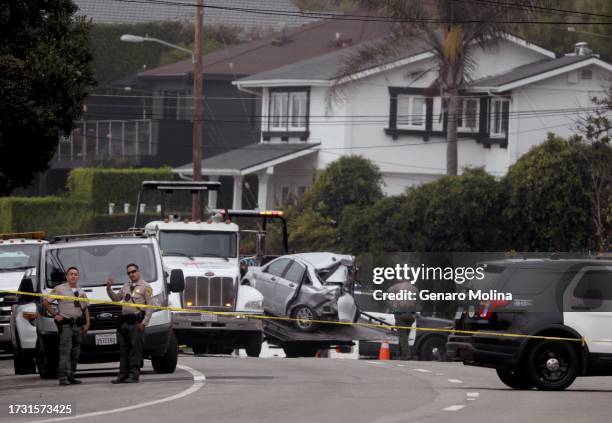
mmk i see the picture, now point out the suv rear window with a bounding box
[502,266,565,295]
[573,269,612,300]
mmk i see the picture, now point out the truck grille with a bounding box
[89,304,122,330]
[183,276,235,309]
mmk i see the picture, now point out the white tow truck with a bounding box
[133,181,286,357]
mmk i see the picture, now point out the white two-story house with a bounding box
[175,36,612,209]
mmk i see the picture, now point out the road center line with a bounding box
[447,378,463,384]
[413,368,432,373]
[30,365,206,423]
[443,405,466,411]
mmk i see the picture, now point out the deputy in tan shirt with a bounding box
[106,263,153,383]
[43,267,90,386]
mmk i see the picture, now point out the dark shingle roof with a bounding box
[472,54,596,88]
[74,0,315,28]
[238,40,430,82]
[174,142,320,174]
[134,19,393,78]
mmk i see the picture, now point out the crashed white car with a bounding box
[241,253,359,332]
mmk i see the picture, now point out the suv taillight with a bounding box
[479,300,510,320]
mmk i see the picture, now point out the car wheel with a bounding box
[527,341,578,391]
[245,332,262,357]
[151,330,178,374]
[292,305,318,332]
[418,336,447,361]
[13,349,36,375]
[496,367,534,390]
[36,337,58,379]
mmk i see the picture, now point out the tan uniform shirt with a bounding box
[107,279,153,325]
[50,283,88,318]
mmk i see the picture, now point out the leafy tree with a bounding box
[285,155,383,252]
[301,155,384,223]
[574,88,612,250]
[395,167,505,252]
[0,0,95,195]
[503,134,596,251]
[334,1,546,176]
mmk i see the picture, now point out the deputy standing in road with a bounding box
[388,281,418,360]
[106,263,153,384]
[43,267,90,386]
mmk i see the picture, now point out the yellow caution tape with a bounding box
[3,289,611,344]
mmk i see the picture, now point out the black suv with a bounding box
[447,259,612,391]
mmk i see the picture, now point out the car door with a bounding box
[274,260,306,316]
[257,258,291,313]
[563,265,612,355]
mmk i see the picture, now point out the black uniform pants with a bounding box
[117,321,144,380]
[57,322,82,381]
[395,312,415,360]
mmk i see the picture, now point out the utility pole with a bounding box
[192,0,204,220]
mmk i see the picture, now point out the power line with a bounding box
[107,0,612,25]
[449,0,612,20]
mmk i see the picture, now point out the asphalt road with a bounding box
[1,353,611,423]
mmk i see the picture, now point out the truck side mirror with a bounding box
[17,278,37,304]
[169,269,185,293]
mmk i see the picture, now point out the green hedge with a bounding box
[0,197,92,237]
[68,168,174,213]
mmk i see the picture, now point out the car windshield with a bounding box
[159,231,237,259]
[0,245,40,270]
[45,243,158,287]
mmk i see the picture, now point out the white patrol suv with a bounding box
[11,231,185,378]
[0,232,47,370]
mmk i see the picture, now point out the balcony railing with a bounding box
[56,119,156,163]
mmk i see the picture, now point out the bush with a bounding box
[503,134,596,251]
[395,168,505,252]
[68,167,174,213]
[0,197,92,237]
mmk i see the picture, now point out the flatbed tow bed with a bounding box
[263,313,396,358]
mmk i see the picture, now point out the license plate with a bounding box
[95,333,117,346]
[200,313,217,322]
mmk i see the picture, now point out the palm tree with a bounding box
[332,1,546,176]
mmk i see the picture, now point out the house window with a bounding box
[457,98,479,132]
[397,95,426,129]
[268,90,308,131]
[490,98,510,138]
[296,186,306,198]
[280,186,291,205]
[163,90,192,120]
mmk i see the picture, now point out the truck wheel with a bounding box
[245,333,262,357]
[527,341,578,391]
[292,305,318,332]
[151,331,178,374]
[496,367,534,390]
[36,337,58,379]
[14,349,36,375]
[418,336,447,361]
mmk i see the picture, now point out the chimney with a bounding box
[574,42,592,56]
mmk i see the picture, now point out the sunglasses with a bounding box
[127,269,138,275]
[73,291,81,308]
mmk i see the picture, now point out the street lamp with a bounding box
[120,34,195,63]
[120,30,204,220]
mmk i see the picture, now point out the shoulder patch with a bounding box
[146,286,153,296]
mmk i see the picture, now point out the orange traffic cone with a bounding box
[379,340,391,361]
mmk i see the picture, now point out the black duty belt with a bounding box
[57,316,85,326]
[120,312,145,324]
